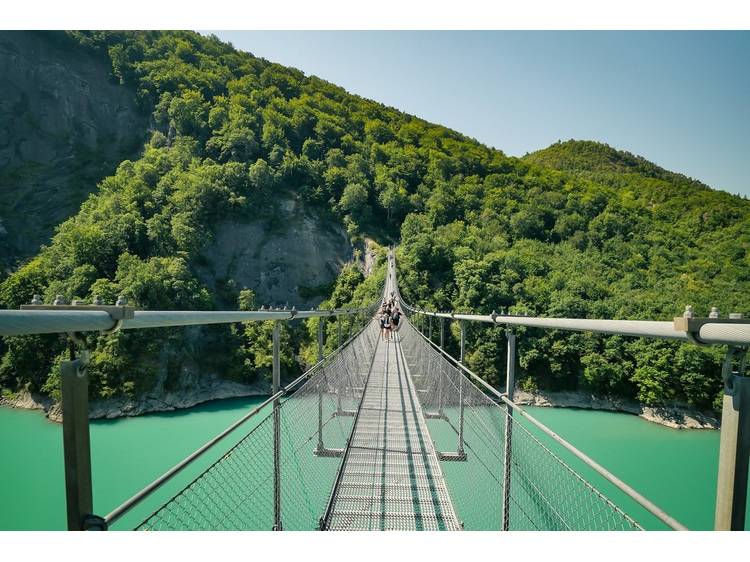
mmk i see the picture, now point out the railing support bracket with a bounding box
[714,345,750,531]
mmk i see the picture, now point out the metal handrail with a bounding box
[404,317,689,531]
[0,306,374,337]
[387,249,691,530]
[398,303,750,347]
[104,315,376,527]
[117,262,386,529]
[104,391,281,527]
[14,259,385,529]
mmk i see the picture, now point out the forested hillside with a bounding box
[397,140,750,411]
[0,31,747,415]
[0,30,498,406]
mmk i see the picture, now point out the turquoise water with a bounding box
[521,406,735,530]
[0,397,268,530]
[0,400,742,531]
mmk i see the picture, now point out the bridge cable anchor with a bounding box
[82,514,108,531]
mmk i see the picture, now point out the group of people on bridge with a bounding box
[378,292,402,341]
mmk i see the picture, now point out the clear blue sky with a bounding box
[207,31,750,197]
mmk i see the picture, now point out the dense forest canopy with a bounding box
[1,31,748,413]
[399,137,749,406]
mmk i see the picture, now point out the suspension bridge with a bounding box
[1,250,749,531]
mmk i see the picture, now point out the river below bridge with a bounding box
[0,399,745,531]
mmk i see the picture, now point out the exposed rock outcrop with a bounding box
[0,31,148,272]
[514,389,719,429]
[0,389,54,413]
[360,238,378,277]
[1,377,267,422]
[196,195,353,308]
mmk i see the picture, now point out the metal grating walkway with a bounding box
[324,333,461,531]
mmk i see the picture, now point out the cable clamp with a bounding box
[673,315,748,346]
[21,299,134,334]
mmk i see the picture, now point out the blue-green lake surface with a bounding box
[0,397,267,530]
[520,406,734,530]
[1,399,745,530]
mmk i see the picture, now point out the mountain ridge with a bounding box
[522,139,732,195]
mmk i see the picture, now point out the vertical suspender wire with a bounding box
[502,329,516,531]
[272,321,282,530]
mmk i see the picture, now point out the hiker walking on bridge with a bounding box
[379,308,390,341]
[391,307,402,333]
[383,311,392,341]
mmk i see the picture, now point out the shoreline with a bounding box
[513,389,719,429]
[2,385,720,429]
[0,380,268,423]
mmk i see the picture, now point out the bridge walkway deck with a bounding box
[325,331,461,531]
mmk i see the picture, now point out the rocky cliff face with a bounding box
[197,195,354,308]
[0,31,148,274]
[513,389,719,429]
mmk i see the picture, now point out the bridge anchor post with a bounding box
[61,356,95,531]
[714,346,749,531]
